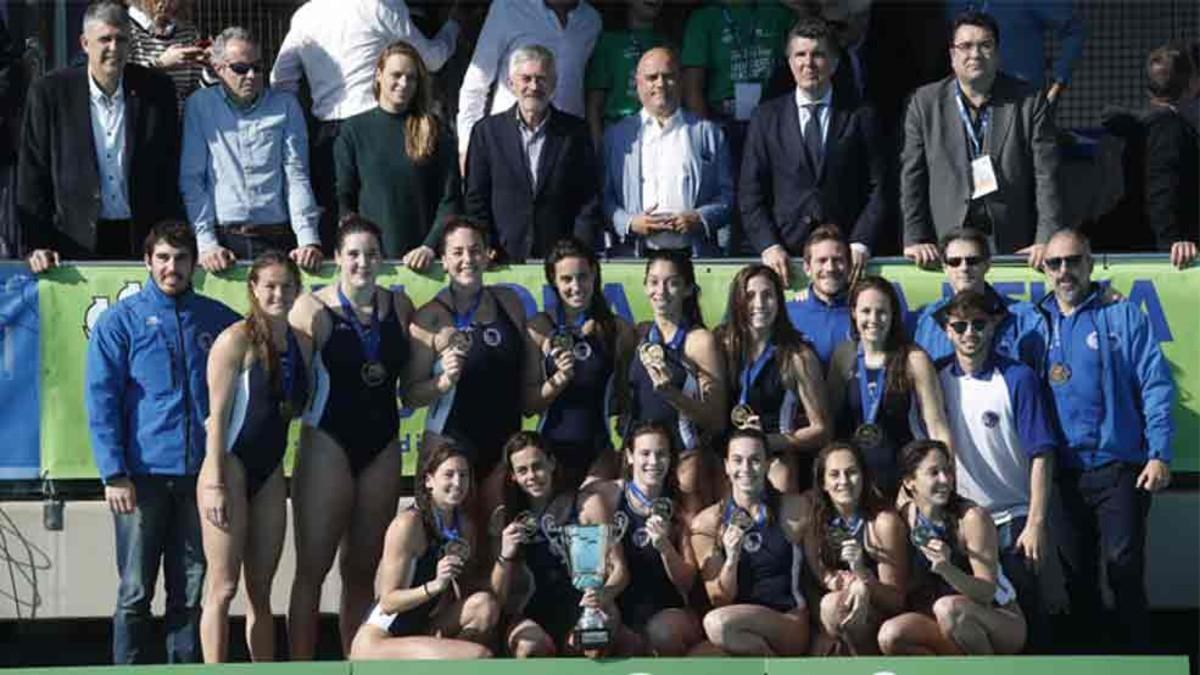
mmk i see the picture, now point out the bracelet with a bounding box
[422,582,430,598]
[497,552,514,564]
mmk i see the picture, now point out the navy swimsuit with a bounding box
[541,328,614,480]
[615,487,685,630]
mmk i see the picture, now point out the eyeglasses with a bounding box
[944,255,985,268]
[226,61,263,76]
[948,318,989,335]
[952,40,996,56]
[1043,254,1085,271]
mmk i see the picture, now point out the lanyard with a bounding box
[855,345,887,425]
[337,286,380,362]
[830,513,864,539]
[627,480,654,511]
[448,287,483,331]
[739,343,775,405]
[723,497,766,529]
[280,328,299,398]
[914,508,948,540]
[555,302,588,335]
[954,87,990,159]
[649,320,689,352]
[434,507,461,542]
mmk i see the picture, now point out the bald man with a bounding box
[601,47,732,256]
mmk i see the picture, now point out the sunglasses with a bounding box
[1043,254,1085,271]
[944,255,984,268]
[226,61,263,75]
[948,318,989,335]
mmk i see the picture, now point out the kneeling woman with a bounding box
[877,440,1025,655]
[803,442,907,655]
[690,429,810,656]
[592,422,702,655]
[199,252,311,662]
[490,431,629,657]
[350,437,498,659]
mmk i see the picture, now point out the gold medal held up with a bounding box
[638,343,665,369]
[448,329,472,353]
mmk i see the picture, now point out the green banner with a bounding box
[38,259,1200,478]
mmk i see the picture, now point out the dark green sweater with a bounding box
[334,107,461,257]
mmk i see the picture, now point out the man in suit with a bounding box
[602,46,732,257]
[740,16,885,286]
[19,0,180,273]
[464,44,600,262]
[901,9,1061,270]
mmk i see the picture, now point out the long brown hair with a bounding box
[809,442,888,574]
[243,251,301,395]
[543,237,618,358]
[848,275,913,397]
[899,439,971,550]
[717,264,814,391]
[415,436,473,542]
[501,431,563,526]
[373,41,438,164]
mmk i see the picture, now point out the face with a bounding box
[424,455,471,509]
[336,232,382,289]
[144,242,194,296]
[148,0,180,22]
[853,287,892,344]
[803,239,849,298]
[904,449,955,508]
[1042,234,1093,307]
[251,264,299,318]
[644,259,691,316]
[950,24,998,85]
[942,239,990,293]
[627,432,671,490]
[377,53,420,112]
[80,21,131,80]
[725,436,768,494]
[744,273,779,330]
[944,310,996,359]
[822,449,863,510]
[788,36,836,94]
[636,49,680,117]
[510,446,556,500]
[217,39,263,103]
[442,227,486,288]
[553,256,596,312]
[509,57,554,119]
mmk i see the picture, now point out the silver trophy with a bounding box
[559,517,627,651]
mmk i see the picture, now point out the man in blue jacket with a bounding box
[786,223,852,369]
[1035,229,1174,653]
[85,220,239,664]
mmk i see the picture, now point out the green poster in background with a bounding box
[37,260,1200,478]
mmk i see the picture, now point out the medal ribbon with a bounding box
[738,343,775,406]
[337,286,381,363]
[555,301,588,337]
[627,480,654,511]
[280,328,300,403]
[830,514,864,539]
[855,345,887,425]
[649,320,689,352]
[448,286,483,332]
[914,508,948,542]
[722,496,766,530]
[434,507,462,542]
[954,85,991,160]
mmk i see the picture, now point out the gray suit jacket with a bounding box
[901,73,1061,252]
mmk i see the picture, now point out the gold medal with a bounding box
[639,343,665,369]
[853,423,883,449]
[651,498,674,521]
[1049,362,1072,385]
[730,404,756,430]
[441,538,472,562]
[550,332,574,353]
[448,329,472,353]
[729,507,754,532]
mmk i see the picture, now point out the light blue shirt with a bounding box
[180,85,320,252]
[89,76,131,220]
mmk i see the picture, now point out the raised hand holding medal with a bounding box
[337,285,386,388]
[732,342,774,430]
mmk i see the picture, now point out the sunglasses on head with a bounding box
[944,255,984,268]
[1043,254,1085,271]
[948,318,989,335]
[227,61,263,75]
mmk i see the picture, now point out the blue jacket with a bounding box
[786,288,851,368]
[1033,287,1175,467]
[913,284,1046,370]
[602,109,732,255]
[86,278,239,481]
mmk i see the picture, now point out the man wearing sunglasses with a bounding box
[180,27,323,274]
[936,288,1058,652]
[1034,228,1174,653]
[913,227,1043,368]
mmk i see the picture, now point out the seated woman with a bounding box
[490,431,629,657]
[690,428,810,656]
[350,437,498,660]
[802,442,907,655]
[877,440,1026,655]
[590,422,703,655]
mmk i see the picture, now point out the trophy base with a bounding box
[574,627,610,652]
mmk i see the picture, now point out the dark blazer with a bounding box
[17,64,181,256]
[464,105,600,262]
[901,73,1061,253]
[739,88,886,254]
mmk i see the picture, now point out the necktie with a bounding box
[803,102,824,169]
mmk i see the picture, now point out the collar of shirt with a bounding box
[948,354,999,381]
[89,74,125,107]
[223,86,266,114]
[794,85,833,110]
[540,0,585,29]
[805,287,847,309]
[1040,284,1104,319]
[639,107,683,135]
[516,107,551,136]
[955,81,991,117]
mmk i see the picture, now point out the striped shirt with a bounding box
[127,7,207,112]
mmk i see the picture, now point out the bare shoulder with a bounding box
[691,502,722,536]
[528,311,554,340]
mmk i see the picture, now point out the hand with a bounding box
[825,569,856,592]
[199,483,228,529]
[647,361,673,392]
[438,345,467,391]
[500,520,527,560]
[669,211,704,234]
[839,578,870,631]
[156,43,206,69]
[840,538,865,572]
[760,244,791,287]
[630,207,672,236]
[903,243,940,268]
[104,478,136,515]
[580,587,607,609]
[27,248,60,274]
[290,245,324,272]
[646,514,670,551]
[721,524,745,561]
[1170,241,1197,269]
[433,553,465,596]
[199,247,237,273]
[1046,81,1067,104]
[849,243,870,285]
[549,345,576,385]
[1136,458,1171,492]
[402,245,436,272]
[1015,519,1044,573]
[920,538,951,573]
[1018,243,1047,270]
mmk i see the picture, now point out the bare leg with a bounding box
[819,589,881,655]
[198,457,248,663]
[702,604,808,656]
[349,625,492,660]
[933,595,1027,655]
[878,611,961,655]
[431,591,501,645]
[507,619,557,658]
[241,468,287,661]
[645,608,704,656]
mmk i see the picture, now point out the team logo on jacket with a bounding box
[1086,331,1120,350]
[982,411,999,428]
[198,332,214,351]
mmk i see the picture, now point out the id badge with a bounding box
[971,155,999,198]
[734,82,762,121]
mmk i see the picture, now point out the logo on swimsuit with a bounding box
[483,326,502,347]
[982,411,999,428]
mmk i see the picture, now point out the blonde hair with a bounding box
[373,41,438,164]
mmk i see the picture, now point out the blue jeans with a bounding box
[1058,461,1152,653]
[996,515,1048,652]
[112,474,204,664]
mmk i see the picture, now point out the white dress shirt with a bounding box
[517,108,549,192]
[639,109,694,250]
[89,76,131,220]
[794,85,833,147]
[456,0,601,156]
[271,0,459,121]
